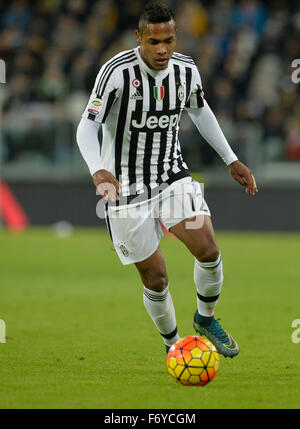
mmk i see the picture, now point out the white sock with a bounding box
[194,254,223,317]
[143,285,180,347]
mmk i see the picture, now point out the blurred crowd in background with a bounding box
[0,0,300,176]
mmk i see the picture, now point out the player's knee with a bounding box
[196,245,220,263]
[140,268,169,292]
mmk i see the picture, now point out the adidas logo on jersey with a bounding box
[130,90,143,100]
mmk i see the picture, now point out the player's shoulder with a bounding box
[171,51,197,67]
[100,49,138,74]
[95,49,138,93]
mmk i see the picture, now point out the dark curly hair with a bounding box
[138,2,175,32]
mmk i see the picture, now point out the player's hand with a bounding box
[228,160,258,196]
[92,169,121,202]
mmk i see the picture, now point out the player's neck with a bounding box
[136,47,170,77]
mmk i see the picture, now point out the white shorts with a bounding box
[105,177,211,265]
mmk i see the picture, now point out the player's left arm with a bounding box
[185,68,258,196]
[228,160,258,196]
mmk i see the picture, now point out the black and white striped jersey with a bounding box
[82,47,205,199]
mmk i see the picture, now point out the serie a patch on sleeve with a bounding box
[87,98,103,116]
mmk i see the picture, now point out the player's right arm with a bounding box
[76,64,121,201]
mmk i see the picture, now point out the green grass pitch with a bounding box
[0,226,299,409]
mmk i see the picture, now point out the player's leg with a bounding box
[106,201,180,353]
[135,247,181,352]
[170,215,222,316]
[135,246,168,292]
[170,215,239,358]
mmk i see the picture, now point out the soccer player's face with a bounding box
[136,20,176,70]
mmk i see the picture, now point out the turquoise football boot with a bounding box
[193,311,239,358]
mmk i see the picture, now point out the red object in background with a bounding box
[0,180,29,232]
[286,142,300,161]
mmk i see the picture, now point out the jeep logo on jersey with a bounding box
[130,109,180,133]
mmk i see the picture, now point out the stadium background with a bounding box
[0,0,300,231]
[0,0,300,411]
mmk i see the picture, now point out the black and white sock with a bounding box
[194,254,223,317]
[143,285,180,347]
